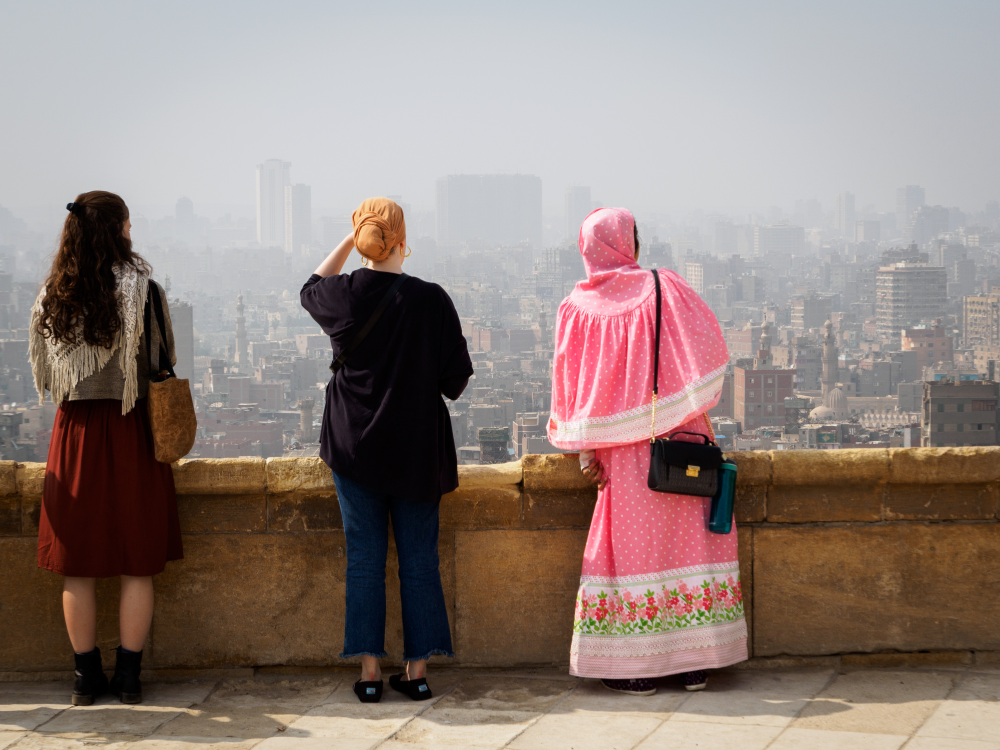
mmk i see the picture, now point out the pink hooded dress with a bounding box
[549,208,747,679]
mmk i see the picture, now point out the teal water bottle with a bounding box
[709,460,737,535]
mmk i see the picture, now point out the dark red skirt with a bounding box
[37,398,183,577]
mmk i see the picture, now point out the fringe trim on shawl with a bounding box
[30,266,149,415]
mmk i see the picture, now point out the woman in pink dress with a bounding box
[548,208,747,696]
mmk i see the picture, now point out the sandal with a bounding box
[353,679,383,703]
[601,678,656,696]
[389,673,433,700]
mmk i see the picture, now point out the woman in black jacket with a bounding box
[301,197,473,704]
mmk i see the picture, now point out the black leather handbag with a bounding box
[646,269,724,497]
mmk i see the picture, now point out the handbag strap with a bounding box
[330,272,411,374]
[145,283,176,380]
[650,269,662,443]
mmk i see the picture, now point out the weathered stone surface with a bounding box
[522,489,596,529]
[767,484,883,523]
[266,457,335,494]
[739,526,753,658]
[0,463,17,497]
[522,454,590,491]
[735,484,766,524]
[731,451,772,486]
[754,524,1000,656]
[15,464,44,497]
[457,460,523,489]
[19,497,40,537]
[440,486,521,529]
[841,651,973,668]
[268,492,342,532]
[0,539,127,671]
[770,449,889,486]
[885,483,998,521]
[0,497,17,536]
[890,446,1000,485]
[176,494,267,534]
[454,530,587,666]
[172,458,267,495]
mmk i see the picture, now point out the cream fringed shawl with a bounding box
[29,265,150,415]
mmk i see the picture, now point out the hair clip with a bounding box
[66,202,83,216]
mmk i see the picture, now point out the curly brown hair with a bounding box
[36,191,150,348]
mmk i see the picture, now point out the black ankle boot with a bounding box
[109,646,143,704]
[72,647,109,706]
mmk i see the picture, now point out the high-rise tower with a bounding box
[235,293,249,367]
[256,160,291,246]
[821,320,839,405]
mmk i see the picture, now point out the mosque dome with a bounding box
[828,387,847,419]
[808,405,836,421]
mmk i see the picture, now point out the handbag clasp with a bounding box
[686,465,700,477]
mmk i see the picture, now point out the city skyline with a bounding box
[1,1,998,222]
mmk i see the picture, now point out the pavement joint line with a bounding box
[759,667,840,750]
[494,674,584,750]
[371,672,469,749]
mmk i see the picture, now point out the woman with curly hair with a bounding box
[30,190,179,706]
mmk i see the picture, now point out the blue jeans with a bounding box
[332,471,454,662]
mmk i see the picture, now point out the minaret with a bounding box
[235,293,249,367]
[297,399,315,443]
[754,321,773,369]
[821,320,838,405]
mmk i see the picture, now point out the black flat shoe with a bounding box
[353,679,383,703]
[389,673,433,700]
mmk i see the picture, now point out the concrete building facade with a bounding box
[921,380,1000,447]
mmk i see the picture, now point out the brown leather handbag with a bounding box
[145,285,197,463]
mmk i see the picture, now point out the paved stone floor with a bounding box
[1,664,999,749]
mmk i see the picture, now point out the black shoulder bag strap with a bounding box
[145,283,176,381]
[330,272,411,374]
[652,268,661,398]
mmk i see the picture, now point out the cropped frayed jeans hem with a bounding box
[340,651,389,660]
[406,649,455,662]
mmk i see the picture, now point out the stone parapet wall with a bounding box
[1,448,998,673]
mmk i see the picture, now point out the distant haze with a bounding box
[2,0,998,221]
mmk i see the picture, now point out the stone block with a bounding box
[522,454,590,491]
[176,494,267,534]
[735,484,766,524]
[454,530,587,667]
[522,489,596,529]
[0,496,17,536]
[172,457,267,495]
[770,449,889,486]
[731,451,772,486]
[739,526,752,657]
[885,483,998,521]
[440,486,521,529]
[753,524,1000,656]
[266,457,335,493]
[890,446,1000,485]
[19,496,40,536]
[0,463,16,497]
[767,484,883,523]
[0,538,127,670]
[150,531,456,668]
[15,464,44,497]
[458,460,523,490]
[268,492,342,532]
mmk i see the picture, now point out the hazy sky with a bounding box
[2,0,998,221]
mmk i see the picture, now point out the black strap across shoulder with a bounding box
[144,283,175,380]
[652,269,661,395]
[330,272,411,374]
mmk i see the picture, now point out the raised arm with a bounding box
[313,232,356,278]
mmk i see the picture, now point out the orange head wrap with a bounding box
[352,197,406,263]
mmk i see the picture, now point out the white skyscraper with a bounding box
[256,159,291,247]
[835,192,855,238]
[284,183,312,254]
[565,186,592,240]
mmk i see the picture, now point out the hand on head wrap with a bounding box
[352,197,406,263]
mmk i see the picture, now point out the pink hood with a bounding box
[547,208,728,450]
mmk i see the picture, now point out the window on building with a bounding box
[938,424,944,432]
[937,403,944,412]
[972,401,996,411]
[749,391,755,398]
[958,403,965,412]
[767,377,773,384]
[958,424,964,432]
[978,424,983,430]
[767,391,773,398]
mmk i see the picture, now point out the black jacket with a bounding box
[301,270,473,501]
